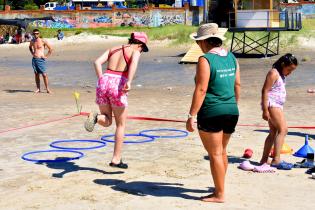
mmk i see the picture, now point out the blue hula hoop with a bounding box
[50,139,106,150]
[101,134,155,144]
[139,128,189,139]
[22,149,84,163]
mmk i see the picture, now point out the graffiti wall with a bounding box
[114,10,185,27]
[0,8,188,29]
[0,11,113,28]
[281,4,315,18]
[301,4,315,17]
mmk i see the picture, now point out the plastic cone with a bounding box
[293,135,315,158]
[270,143,293,157]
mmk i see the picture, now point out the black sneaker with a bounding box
[109,160,128,169]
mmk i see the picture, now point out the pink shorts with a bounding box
[96,73,128,107]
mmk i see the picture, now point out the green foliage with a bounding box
[33,0,50,7]
[24,3,39,10]
[6,0,49,9]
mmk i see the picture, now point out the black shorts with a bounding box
[197,115,239,134]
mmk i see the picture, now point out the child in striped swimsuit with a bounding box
[260,53,298,170]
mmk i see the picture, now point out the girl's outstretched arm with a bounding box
[261,69,278,121]
[124,50,141,92]
[94,50,109,79]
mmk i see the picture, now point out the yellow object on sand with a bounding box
[73,91,82,113]
[179,43,204,64]
[73,92,80,100]
[271,143,293,156]
[280,143,293,154]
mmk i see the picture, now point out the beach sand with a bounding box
[0,35,315,210]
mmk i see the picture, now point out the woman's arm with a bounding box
[261,69,278,121]
[123,50,141,92]
[94,50,109,79]
[186,57,210,132]
[234,60,241,103]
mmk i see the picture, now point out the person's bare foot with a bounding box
[200,193,225,203]
[47,89,52,94]
[34,89,40,93]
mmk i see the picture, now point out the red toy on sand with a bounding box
[243,148,253,159]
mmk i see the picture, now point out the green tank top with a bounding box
[198,52,239,119]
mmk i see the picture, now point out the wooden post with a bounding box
[234,0,238,28]
[111,4,116,27]
[184,2,189,25]
[270,0,273,27]
[75,4,81,10]
[203,0,209,23]
[4,5,10,12]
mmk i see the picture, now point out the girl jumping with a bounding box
[84,32,149,169]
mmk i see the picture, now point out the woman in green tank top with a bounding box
[186,23,241,203]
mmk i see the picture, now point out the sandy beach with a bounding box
[0,35,314,210]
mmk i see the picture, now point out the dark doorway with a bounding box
[209,0,234,27]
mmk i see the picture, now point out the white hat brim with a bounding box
[190,28,228,41]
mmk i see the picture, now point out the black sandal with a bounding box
[306,166,315,174]
[109,160,128,169]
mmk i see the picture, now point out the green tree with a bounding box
[33,0,50,7]
[24,2,39,10]
[6,0,48,9]
[0,0,4,10]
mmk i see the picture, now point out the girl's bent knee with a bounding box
[279,127,288,135]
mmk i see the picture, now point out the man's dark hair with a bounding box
[33,29,40,33]
[205,37,223,47]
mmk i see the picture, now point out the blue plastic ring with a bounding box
[22,149,84,163]
[50,140,106,150]
[101,134,155,144]
[139,128,189,139]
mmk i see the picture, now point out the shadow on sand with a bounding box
[3,89,34,93]
[93,179,212,200]
[38,158,124,178]
[204,155,260,165]
[254,129,315,139]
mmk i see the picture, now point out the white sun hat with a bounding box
[190,23,228,41]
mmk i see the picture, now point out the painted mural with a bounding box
[301,4,315,16]
[281,4,315,17]
[30,13,113,28]
[115,10,185,27]
[0,8,186,29]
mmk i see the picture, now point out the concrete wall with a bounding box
[0,4,203,28]
[281,3,315,18]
